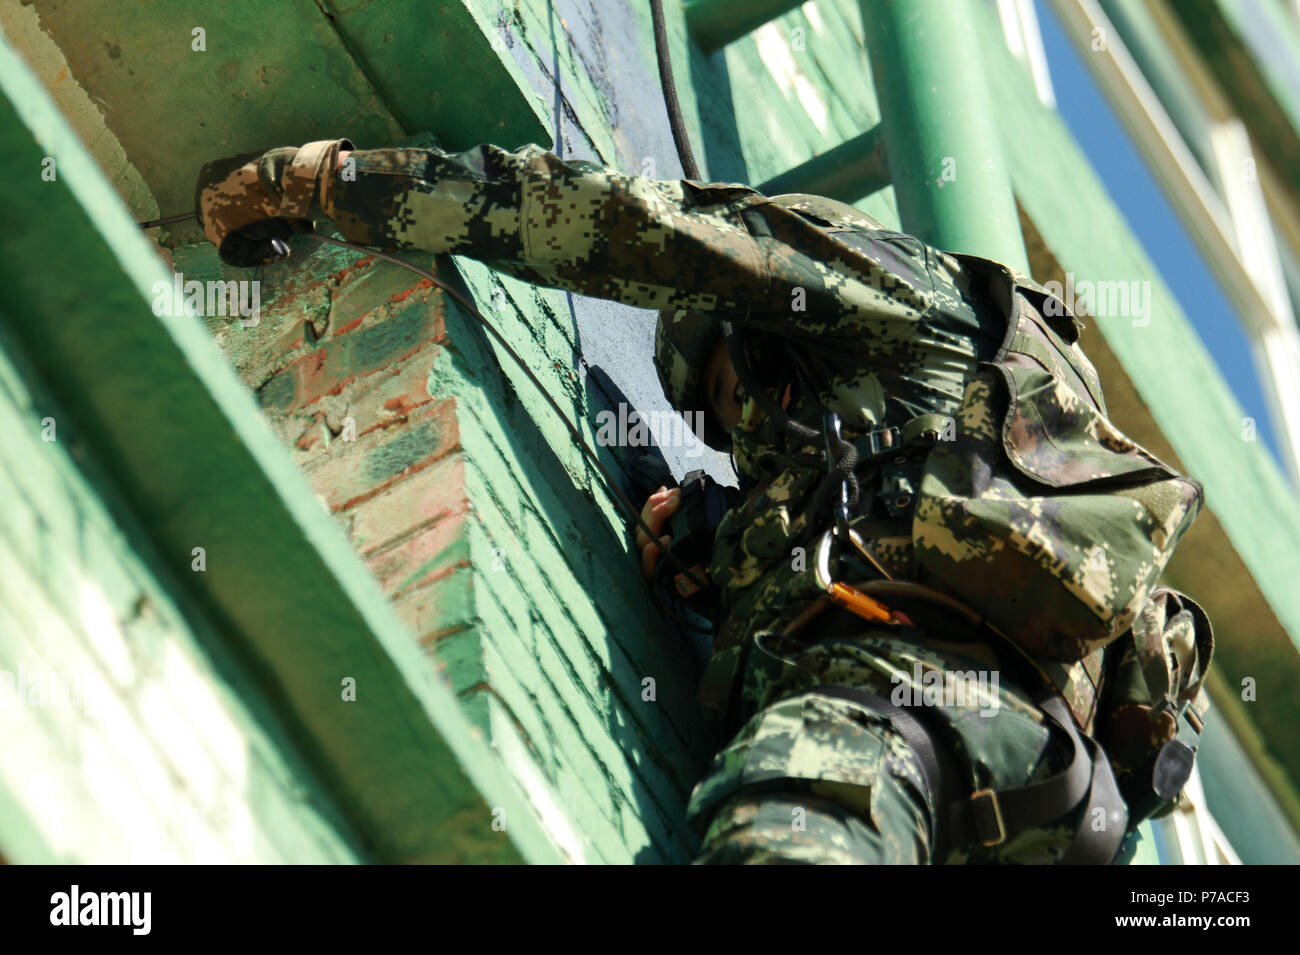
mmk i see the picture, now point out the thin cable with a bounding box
[138,211,198,229]
[302,232,711,594]
[650,0,701,181]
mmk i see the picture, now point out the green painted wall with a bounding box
[151,0,910,864]
[0,326,361,864]
[461,0,1300,859]
[0,15,567,865]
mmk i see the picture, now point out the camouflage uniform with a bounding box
[202,141,1196,863]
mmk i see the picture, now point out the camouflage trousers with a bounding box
[685,627,1092,864]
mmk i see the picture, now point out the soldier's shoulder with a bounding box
[766,194,892,233]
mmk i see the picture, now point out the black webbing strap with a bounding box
[813,686,960,863]
[1058,721,1128,865]
[813,685,1127,864]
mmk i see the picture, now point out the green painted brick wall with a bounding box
[15,0,1292,864]
[157,0,1021,863]
[175,228,717,863]
[163,0,906,863]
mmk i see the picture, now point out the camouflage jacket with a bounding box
[320,141,1110,731]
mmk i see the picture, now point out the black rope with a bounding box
[138,211,199,229]
[652,5,858,536]
[650,0,701,181]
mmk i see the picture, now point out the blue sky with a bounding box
[1034,0,1283,462]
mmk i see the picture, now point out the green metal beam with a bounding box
[755,124,890,203]
[968,5,1300,848]
[1095,0,1218,180]
[1169,0,1300,200]
[15,0,549,226]
[684,0,804,54]
[320,0,550,151]
[859,0,1029,272]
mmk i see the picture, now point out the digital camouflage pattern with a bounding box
[200,140,1208,862]
[913,276,1204,664]
[196,139,350,267]
[651,196,893,449]
[311,142,1020,704]
[653,309,727,448]
[688,630,1089,863]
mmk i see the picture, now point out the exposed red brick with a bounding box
[257,296,445,414]
[295,420,323,452]
[388,278,435,304]
[391,567,476,644]
[328,264,439,338]
[332,314,367,337]
[328,255,376,286]
[352,454,469,559]
[304,398,461,513]
[371,538,467,599]
[276,320,308,354]
[343,348,439,439]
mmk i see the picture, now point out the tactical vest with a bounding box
[710,238,1207,734]
[691,200,1213,843]
[802,252,1213,841]
[904,253,1205,733]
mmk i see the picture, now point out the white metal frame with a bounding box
[996,0,1058,107]
[1045,0,1300,488]
[1150,766,1242,865]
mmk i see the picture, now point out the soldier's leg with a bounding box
[688,691,936,864]
[694,777,931,864]
[687,650,1101,862]
[694,792,921,864]
[752,633,1104,864]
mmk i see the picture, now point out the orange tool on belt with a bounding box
[815,528,905,625]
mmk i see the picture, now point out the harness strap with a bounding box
[1058,721,1128,864]
[812,684,1127,864]
[851,426,901,459]
[278,138,352,219]
[719,322,948,531]
[813,685,960,863]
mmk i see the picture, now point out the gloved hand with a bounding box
[194,138,352,267]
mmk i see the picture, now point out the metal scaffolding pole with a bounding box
[755,124,890,202]
[684,0,804,54]
[860,0,1030,272]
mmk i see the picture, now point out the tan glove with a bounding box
[194,138,352,267]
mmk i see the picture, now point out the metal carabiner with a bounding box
[822,412,852,540]
[814,529,894,625]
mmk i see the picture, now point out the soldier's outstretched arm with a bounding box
[197,139,770,315]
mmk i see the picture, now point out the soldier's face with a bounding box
[703,338,745,434]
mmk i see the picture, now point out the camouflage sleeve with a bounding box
[323,142,769,314]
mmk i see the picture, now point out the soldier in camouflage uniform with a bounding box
[197,139,1210,864]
